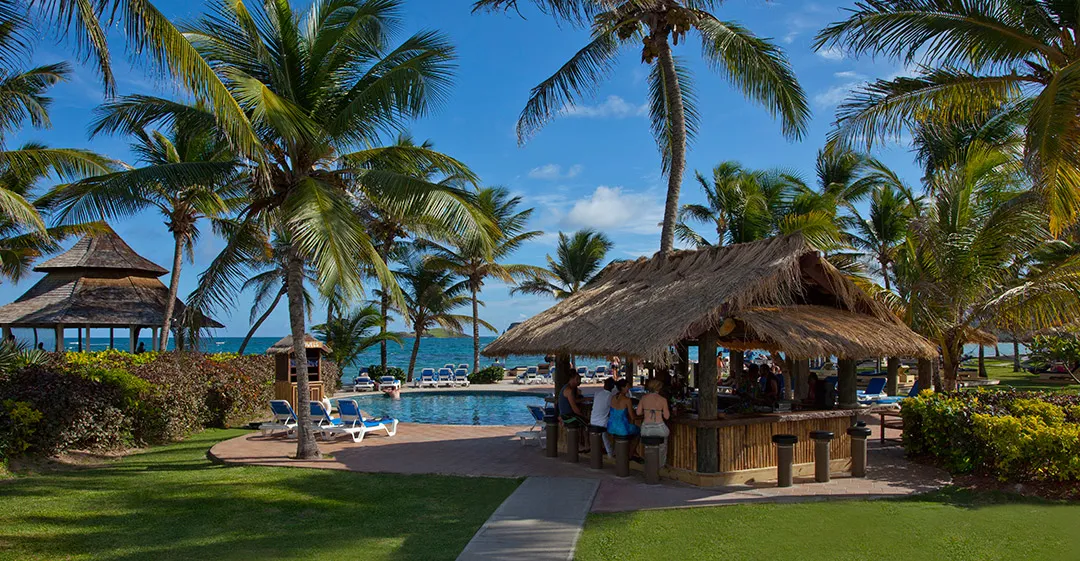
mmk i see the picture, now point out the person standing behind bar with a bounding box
[590,378,616,455]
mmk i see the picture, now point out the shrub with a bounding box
[903,390,1080,482]
[367,364,405,383]
[0,400,43,458]
[469,365,505,385]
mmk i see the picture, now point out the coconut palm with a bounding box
[474,0,808,252]
[512,229,612,299]
[814,0,1080,234]
[314,304,402,373]
[43,111,239,350]
[396,258,489,380]
[426,187,546,372]
[133,0,490,460]
[847,185,913,292]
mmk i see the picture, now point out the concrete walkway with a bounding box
[457,477,600,561]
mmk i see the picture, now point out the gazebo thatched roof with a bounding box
[483,233,937,362]
[266,334,331,355]
[0,229,221,329]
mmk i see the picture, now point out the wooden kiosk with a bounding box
[267,334,330,410]
[483,233,938,486]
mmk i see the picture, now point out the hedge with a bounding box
[0,350,340,459]
[468,365,504,385]
[902,390,1080,481]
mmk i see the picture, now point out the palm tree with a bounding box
[314,305,402,374]
[847,185,913,292]
[141,0,490,460]
[474,0,808,252]
[512,229,613,299]
[426,187,546,372]
[814,0,1080,234]
[397,258,487,380]
[44,110,239,350]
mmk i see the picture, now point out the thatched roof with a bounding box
[36,228,167,276]
[483,233,936,361]
[266,334,331,355]
[0,230,221,329]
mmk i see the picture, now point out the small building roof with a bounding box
[266,334,331,355]
[483,233,937,362]
[35,228,168,277]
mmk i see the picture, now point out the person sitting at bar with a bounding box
[607,379,639,439]
[589,378,616,455]
[636,378,670,464]
[559,372,589,452]
[805,372,819,407]
[763,368,780,403]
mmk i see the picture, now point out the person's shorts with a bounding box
[561,413,587,427]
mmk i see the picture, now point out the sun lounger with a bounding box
[871,381,921,405]
[443,363,456,371]
[453,368,471,387]
[594,366,608,380]
[336,399,398,442]
[516,404,547,446]
[419,368,438,388]
[857,377,888,403]
[352,374,375,392]
[525,366,541,385]
[578,366,593,383]
[457,363,469,372]
[259,400,298,436]
[378,376,401,390]
[437,368,454,387]
[542,370,553,384]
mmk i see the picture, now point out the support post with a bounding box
[151,328,159,351]
[772,434,797,487]
[109,328,114,350]
[84,326,91,352]
[625,359,637,386]
[886,356,900,396]
[729,349,744,386]
[675,341,689,384]
[696,329,719,473]
[553,353,572,404]
[32,328,38,347]
[794,359,810,400]
[837,359,858,409]
[2,325,11,341]
[847,426,872,477]
[810,430,835,483]
[781,356,794,401]
[55,324,64,352]
[129,326,138,353]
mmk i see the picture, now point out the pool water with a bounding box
[339,391,547,426]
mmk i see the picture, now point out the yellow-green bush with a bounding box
[1008,398,1066,425]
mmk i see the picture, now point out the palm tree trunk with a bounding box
[159,233,184,351]
[407,326,422,382]
[238,287,285,355]
[941,339,961,392]
[287,248,319,460]
[880,259,891,292]
[380,291,389,369]
[655,37,687,254]
[1013,339,1021,372]
[471,285,480,373]
[978,345,987,378]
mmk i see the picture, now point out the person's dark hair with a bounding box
[614,379,629,393]
[603,377,615,391]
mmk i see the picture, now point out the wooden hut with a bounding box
[0,228,222,351]
[483,233,937,485]
[266,334,330,409]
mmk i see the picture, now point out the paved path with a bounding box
[457,477,600,561]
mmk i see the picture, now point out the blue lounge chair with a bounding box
[872,381,921,405]
[542,369,553,384]
[453,368,471,387]
[419,368,437,388]
[259,400,297,436]
[443,363,456,372]
[525,366,541,384]
[352,374,375,392]
[577,366,593,383]
[457,363,469,372]
[594,365,608,380]
[378,376,400,390]
[857,378,888,403]
[336,399,398,442]
[437,368,454,387]
[515,405,547,446]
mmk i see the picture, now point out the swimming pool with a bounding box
[337,391,548,426]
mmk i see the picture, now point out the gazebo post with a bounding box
[729,350,744,385]
[1,325,10,341]
[794,359,810,400]
[129,326,138,352]
[109,328,114,349]
[151,328,159,351]
[553,353,572,400]
[837,358,858,409]
[84,326,91,352]
[696,329,719,473]
[675,341,689,384]
[55,324,64,352]
[781,356,794,400]
[886,356,900,396]
[625,358,637,385]
[32,328,38,347]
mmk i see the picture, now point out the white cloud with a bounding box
[562,95,647,119]
[782,31,799,44]
[528,163,583,180]
[817,47,845,62]
[813,82,860,107]
[833,70,866,80]
[561,186,662,234]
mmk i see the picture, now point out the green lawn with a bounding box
[0,430,519,561]
[576,489,1080,561]
[973,359,1079,392]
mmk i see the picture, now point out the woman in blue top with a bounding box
[607,379,639,437]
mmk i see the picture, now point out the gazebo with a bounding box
[0,228,222,352]
[484,233,937,484]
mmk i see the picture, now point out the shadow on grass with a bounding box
[0,429,518,561]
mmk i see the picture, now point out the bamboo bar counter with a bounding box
[483,233,938,486]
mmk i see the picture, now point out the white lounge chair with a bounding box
[453,368,471,387]
[259,400,298,436]
[419,368,438,388]
[437,368,455,387]
[594,365,609,381]
[457,363,469,372]
[336,399,398,442]
[525,366,541,385]
[515,405,547,446]
[378,376,401,390]
[578,366,594,384]
[443,363,456,371]
[353,374,375,392]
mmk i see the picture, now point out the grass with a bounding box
[0,429,519,561]
[970,359,1079,392]
[576,489,1080,561]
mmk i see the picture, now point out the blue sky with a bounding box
[3,0,921,338]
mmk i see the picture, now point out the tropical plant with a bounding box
[512,229,612,299]
[474,0,808,252]
[676,162,800,248]
[314,305,401,372]
[847,184,913,292]
[426,187,546,372]
[130,0,490,459]
[396,258,487,380]
[44,107,240,350]
[814,0,1080,234]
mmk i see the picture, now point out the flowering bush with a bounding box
[0,351,340,458]
[902,390,1080,481]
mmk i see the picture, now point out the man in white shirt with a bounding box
[589,377,616,455]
